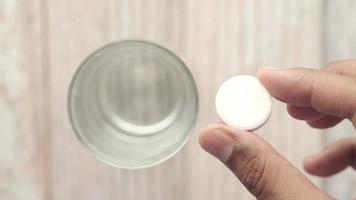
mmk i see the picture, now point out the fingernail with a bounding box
[257,67,282,75]
[200,129,236,162]
[261,67,281,70]
[256,67,291,81]
[256,67,280,79]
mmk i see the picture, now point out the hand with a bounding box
[199,60,356,199]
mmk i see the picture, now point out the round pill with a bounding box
[215,75,272,131]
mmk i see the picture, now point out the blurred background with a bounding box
[0,0,355,199]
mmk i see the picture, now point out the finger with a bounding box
[324,60,356,77]
[257,68,356,126]
[287,104,324,120]
[303,138,356,177]
[199,123,332,200]
[287,104,342,128]
[307,116,343,129]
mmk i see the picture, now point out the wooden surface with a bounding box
[0,0,355,199]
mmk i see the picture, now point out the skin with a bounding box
[199,60,356,199]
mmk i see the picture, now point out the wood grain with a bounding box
[47,0,326,199]
[0,0,355,199]
[0,0,50,199]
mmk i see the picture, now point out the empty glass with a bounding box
[68,40,199,169]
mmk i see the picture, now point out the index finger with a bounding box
[256,68,356,125]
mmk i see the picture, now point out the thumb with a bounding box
[199,124,333,200]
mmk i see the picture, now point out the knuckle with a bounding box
[324,61,346,75]
[325,60,342,69]
[325,60,356,76]
[239,155,272,198]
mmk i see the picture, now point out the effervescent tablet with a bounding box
[215,75,272,130]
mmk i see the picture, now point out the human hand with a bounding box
[199,60,356,199]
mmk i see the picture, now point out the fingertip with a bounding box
[306,116,343,129]
[199,123,226,134]
[256,67,281,77]
[302,154,331,177]
[256,67,278,85]
[199,123,230,144]
[287,104,324,120]
[256,68,300,104]
[198,123,238,162]
[302,154,327,177]
[302,154,319,174]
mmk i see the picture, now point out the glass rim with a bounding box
[67,39,199,169]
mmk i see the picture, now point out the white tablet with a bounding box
[215,75,272,131]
